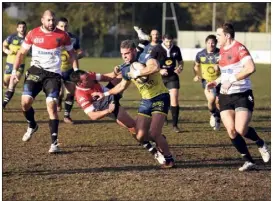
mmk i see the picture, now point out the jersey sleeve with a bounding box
[238,45,252,64]
[76,91,94,114]
[5,34,13,44]
[63,32,73,51]
[176,47,183,61]
[195,52,201,63]
[73,36,80,50]
[121,65,131,81]
[21,30,33,50]
[150,45,158,59]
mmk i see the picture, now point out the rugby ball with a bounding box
[130,62,149,84]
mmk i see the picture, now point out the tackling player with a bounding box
[70,70,166,165]
[193,34,221,131]
[10,10,79,153]
[3,21,27,109]
[56,17,84,124]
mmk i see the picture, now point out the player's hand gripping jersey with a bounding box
[195,48,220,82]
[120,53,168,99]
[219,41,252,94]
[22,27,73,74]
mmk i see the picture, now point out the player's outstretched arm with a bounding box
[92,79,130,100]
[68,49,79,71]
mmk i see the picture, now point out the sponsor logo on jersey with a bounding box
[165,60,173,65]
[78,97,86,102]
[200,57,206,62]
[239,45,245,51]
[34,37,44,44]
[12,40,19,45]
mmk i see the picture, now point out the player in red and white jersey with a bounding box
[70,70,166,165]
[10,10,79,153]
[207,23,270,171]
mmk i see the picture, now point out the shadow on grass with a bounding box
[60,141,271,152]
[3,158,270,177]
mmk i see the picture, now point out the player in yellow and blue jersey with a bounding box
[92,40,175,169]
[193,34,221,130]
[56,17,84,124]
[3,21,27,109]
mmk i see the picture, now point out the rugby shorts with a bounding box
[22,66,62,99]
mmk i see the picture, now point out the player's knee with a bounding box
[226,127,237,138]
[21,97,33,111]
[46,97,58,116]
[235,127,248,137]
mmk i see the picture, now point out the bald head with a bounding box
[150,29,160,43]
[42,10,55,18]
[41,10,56,32]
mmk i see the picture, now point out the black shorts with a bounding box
[162,73,180,89]
[22,66,62,99]
[92,94,122,119]
[219,90,254,112]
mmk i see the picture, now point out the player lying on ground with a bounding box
[70,69,166,165]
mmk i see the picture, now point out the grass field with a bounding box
[3,58,271,200]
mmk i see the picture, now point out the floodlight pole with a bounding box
[162,3,179,36]
[212,3,216,32]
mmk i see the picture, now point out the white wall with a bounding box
[178,31,271,51]
[181,48,271,64]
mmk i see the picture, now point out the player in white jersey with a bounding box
[10,10,79,153]
[207,23,270,171]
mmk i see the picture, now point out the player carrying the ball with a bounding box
[93,40,175,169]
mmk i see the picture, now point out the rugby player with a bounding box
[56,17,84,124]
[207,23,270,171]
[193,35,221,131]
[93,40,175,168]
[70,70,166,165]
[10,10,79,153]
[3,21,27,109]
[150,34,184,133]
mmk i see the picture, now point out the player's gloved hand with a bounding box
[73,67,79,71]
[193,75,201,82]
[108,101,115,113]
[160,69,168,76]
[91,92,105,101]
